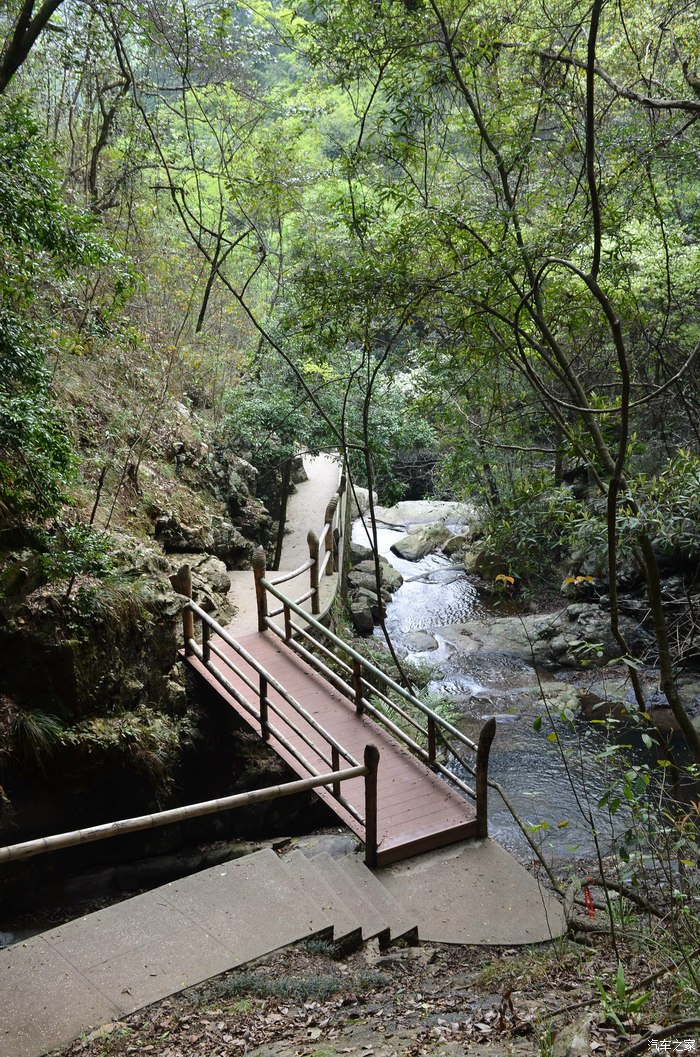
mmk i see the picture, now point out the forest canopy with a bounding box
[1,0,700,753]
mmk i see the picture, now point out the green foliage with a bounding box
[534,696,700,1015]
[627,451,700,558]
[344,380,437,504]
[477,477,582,583]
[37,524,112,591]
[225,380,317,464]
[10,708,65,764]
[0,103,102,264]
[594,962,651,1034]
[563,450,700,580]
[0,100,117,524]
[61,706,193,795]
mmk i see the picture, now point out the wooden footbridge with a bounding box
[181,472,495,868]
[0,464,494,870]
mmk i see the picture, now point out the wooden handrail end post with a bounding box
[363,743,380,868]
[260,674,270,741]
[181,563,195,655]
[308,530,320,615]
[428,715,437,765]
[352,658,364,715]
[324,496,339,575]
[475,717,496,838]
[337,476,346,538]
[253,546,268,632]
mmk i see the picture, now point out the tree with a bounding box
[0,100,115,523]
[0,0,64,94]
[286,0,700,760]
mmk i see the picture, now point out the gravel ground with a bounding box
[53,929,696,1057]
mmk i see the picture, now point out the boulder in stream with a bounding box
[349,486,377,518]
[373,500,478,529]
[390,521,452,561]
[346,555,403,633]
[350,598,375,635]
[353,558,403,592]
[442,532,471,557]
[404,631,439,652]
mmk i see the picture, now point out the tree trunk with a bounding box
[272,458,292,571]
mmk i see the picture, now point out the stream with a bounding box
[354,518,622,862]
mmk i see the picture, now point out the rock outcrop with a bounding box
[0,545,186,720]
[154,511,254,569]
[373,500,478,528]
[347,554,404,635]
[205,447,272,545]
[441,602,652,669]
[390,521,452,561]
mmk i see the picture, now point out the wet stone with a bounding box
[404,631,438,652]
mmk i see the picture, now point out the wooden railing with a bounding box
[183,597,380,864]
[0,759,378,865]
[256,469,347,620]
[251,555,496,839]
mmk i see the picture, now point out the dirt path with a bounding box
[280,454,340,570]
[226,455,340,634]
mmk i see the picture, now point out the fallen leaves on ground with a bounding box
[58,940,686,1057]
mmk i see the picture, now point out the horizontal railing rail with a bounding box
[0,751,379,865]
[252,555,495,838]
[184,599,370,833]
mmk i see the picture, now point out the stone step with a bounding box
[1,848,333,1057]
[281,850,363,949]
[329,852,419,945]
[304,852,417,946]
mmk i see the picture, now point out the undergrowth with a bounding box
[195,967,390,1005]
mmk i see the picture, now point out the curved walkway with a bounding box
[226,454,341,634]
[0,457,568,1057]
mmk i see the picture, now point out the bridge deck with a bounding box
[186,631,478,866]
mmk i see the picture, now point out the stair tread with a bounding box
[309,853,388,943]
[282,850,363,944]
[330,852,418,943]
[1,849,335,1057]
[304,845,414,947]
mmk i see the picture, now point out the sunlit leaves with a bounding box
[0,101,115,522]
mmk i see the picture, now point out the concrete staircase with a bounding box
[282,848,418,949]
[1,847,417,1057]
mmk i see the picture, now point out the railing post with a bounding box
[202,621,211,664]
[428,716,436,764]
[283,602,292,642]
[260,674,270,741]
[308,530,320,614]
[332,746,340,799]
[476,717,496,838]
[324,496,339,575]
[363,744,380,868]
[181,563,195,656]
[352,659,364,715]
[253,546,268,632]
[337,475,346,539]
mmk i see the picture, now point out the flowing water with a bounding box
[354,519,617,860]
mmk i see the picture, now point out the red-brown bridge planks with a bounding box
[186,631,477,866]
